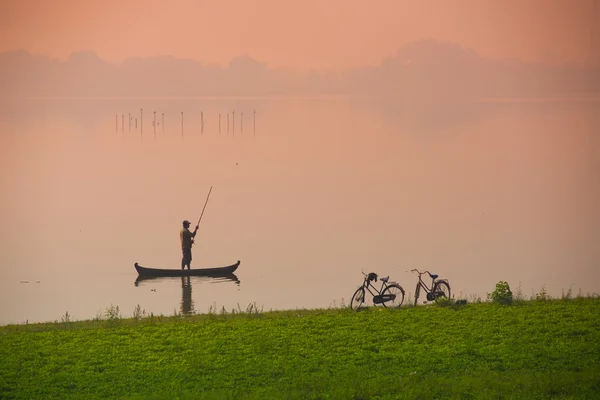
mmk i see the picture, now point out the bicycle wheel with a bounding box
[380,284,405,308]
[433,281,451,302]
[350,287,366,311]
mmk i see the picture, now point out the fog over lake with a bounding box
[0,95,598,325]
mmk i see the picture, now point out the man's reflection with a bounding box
[181,276,194,315]
[134,274,242,316]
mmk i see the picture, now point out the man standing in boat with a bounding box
[180,220,199,270]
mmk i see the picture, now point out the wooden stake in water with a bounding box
[253,110,256,136]
[227,113,229,133]
[219,114,221,133]
[153,111,156,139]
[201,111,204,134]
[122,114,124,131]
[162,113,165,131]
[181,112,184,139]
[116,114,118,132]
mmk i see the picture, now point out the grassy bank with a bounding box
[1,298,599,399]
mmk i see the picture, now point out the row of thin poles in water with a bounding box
[115,108,257,138]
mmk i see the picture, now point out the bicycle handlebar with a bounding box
[411,269,432,276]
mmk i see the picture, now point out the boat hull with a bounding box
[134,260,240,277]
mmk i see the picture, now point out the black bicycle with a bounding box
[350,271,405,310]
[411,269,451,305]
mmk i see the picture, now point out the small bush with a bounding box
[61,311,71,329]
[61,311,71,324]
[533,285,551,301]
[468,294,483,303]
[104,304,121,327]
[561,286,573,301]
[132,304,146,321]
[489,281,513,305]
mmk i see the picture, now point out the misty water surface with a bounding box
[0,96,598,325]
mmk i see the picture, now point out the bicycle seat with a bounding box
[380,276,389,283]
[429,273,438,279]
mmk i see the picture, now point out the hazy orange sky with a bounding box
[0,0,598,71]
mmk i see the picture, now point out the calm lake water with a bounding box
[1,96,599,325]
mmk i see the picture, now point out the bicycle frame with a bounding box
[361,275,390,298]
[415,274,435,295]
[412,269,441,305]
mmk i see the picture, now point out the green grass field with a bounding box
[1,297,599,399]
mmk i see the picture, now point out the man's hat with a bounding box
[182,220,191,226]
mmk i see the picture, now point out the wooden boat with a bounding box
[134,260,240,277]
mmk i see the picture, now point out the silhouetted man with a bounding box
[180,220,198,270]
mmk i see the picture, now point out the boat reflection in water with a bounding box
[134,273,240,315]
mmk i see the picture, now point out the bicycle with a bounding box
[350,271,405,310]
[410,269,451,305]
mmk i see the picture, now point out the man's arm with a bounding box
[192,225,199,237]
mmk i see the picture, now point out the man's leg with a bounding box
[183,248,192,270]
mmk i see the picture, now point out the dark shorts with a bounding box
[182,248,192,263]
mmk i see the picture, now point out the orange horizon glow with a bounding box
[0,0,598,71]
